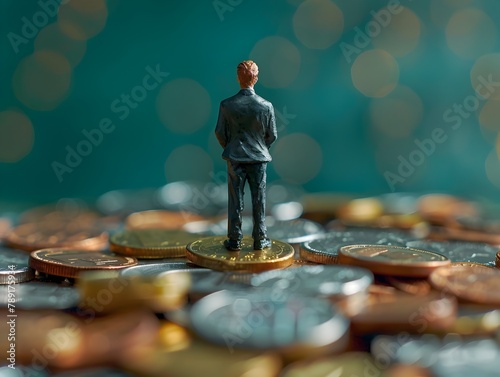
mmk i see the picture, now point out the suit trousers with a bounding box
[227,161,267,242]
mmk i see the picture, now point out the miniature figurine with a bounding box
[215,60,277,250]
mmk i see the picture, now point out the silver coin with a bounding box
[119,262,203,277]
[190,290,349,351]
[96,188,160,216]
[0,366,49,377]
[372,334,500,377]
[377,192,420,214]
[407,240,497,266]
[0,281,79,309]
[215,217,325,244]
[157,181,225,217]
[161,269,254,295]
[251,265,373,298]
[0,247,34,284]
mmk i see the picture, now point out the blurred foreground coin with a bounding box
[190,290,349,358]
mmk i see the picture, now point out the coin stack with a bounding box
[1,191,500,377]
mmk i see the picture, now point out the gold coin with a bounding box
[29,249,137,278]
[125,210,204,230]
[281,352,383,377]
[110,229,200,259]
[186,236,294,272]
[338,244,450,277]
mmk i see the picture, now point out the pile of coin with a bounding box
[1,192,500,376]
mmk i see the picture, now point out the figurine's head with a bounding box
[237,60,259,89]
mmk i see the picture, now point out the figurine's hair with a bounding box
[237,60,259,88]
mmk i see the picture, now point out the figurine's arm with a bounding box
[265,105,277,148]
[215,103,228,147]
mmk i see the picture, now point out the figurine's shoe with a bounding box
[224,239,241,251]
[254,238,271,250]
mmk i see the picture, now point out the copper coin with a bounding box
[338,245,450,277]
[20,201,100,225]
[5,222,108,252]
[385,276,433,296]
[29,249,137,278]
[350,291,457,334]
[417,194,478,225]
[428,226,500,247]
[125,210,204,230]
[429,265,500,305]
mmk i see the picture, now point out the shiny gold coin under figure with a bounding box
[110,229,201,259]
[186,236,294,272]
[29,249,137,278]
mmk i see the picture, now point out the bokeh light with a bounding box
[250,36,301,88]
[0,110,35,163]
[34,23,87,68]
[292,0,344,50]
[430,0,475,28]
[57,0,108,41]
[470,54,500,99]
[156,79,211,134]
[478,98,500,133]
[165,145,214,182]
[372,7,421,57]
[446,8,496,59]
[485,149,500,188]
[273,133,322,184]
[12,51,72,111]
[370,85,423,138]
[351,49,399,98]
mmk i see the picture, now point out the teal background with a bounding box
[2,0,500,208]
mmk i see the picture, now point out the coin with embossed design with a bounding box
[186,236,294,272]
[29,249,137,278]
[338,245,450,277]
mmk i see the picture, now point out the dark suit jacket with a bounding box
[215,88,277,163]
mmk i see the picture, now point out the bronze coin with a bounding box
[29,249,137,278]
[385,276,433,296]
[5,222,108,252]
[429,265,500,305]
[417,194,478,225]
[19,202,100,225]
[350,291,457,335]
[338,245,450,277]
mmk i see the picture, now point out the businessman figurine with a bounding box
[215,60,277,251]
